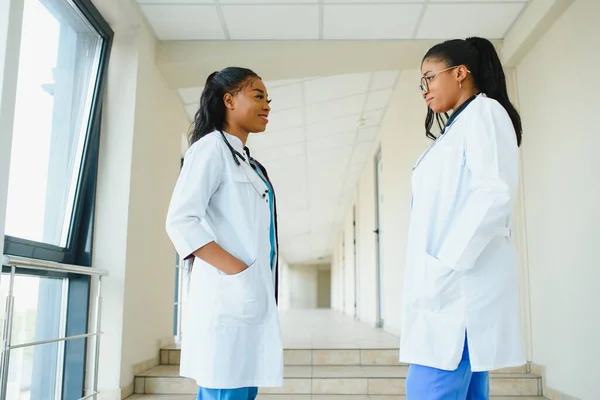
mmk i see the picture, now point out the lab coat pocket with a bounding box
[412,252,460,312]
[215,261,269,326]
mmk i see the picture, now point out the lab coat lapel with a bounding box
[246,148,280,304]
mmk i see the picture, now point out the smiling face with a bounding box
[420,58,465,114]
[224,78,271,134]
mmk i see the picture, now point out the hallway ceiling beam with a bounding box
[502,0,575,67]
[156,40,459,89]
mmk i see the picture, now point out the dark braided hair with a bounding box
[422,37,522,147]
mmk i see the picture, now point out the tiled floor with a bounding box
[280,309,399,349]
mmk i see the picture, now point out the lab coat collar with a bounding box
[222,131,245,155]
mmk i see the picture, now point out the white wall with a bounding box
[516,1,599,398]
[93,13,189,397]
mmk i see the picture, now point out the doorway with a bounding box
[352,205,358,319]
[374,150,384,328]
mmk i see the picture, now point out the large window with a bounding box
[3,0,112,266]
[1,0,112,398]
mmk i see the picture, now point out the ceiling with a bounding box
[177,71,398,263]
[137,0,531,264]
[136,0,530,41]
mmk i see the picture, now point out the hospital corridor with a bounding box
[0,0,598,399]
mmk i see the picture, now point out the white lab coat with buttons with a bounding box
[399,94,525,372]
[165,131,283,389]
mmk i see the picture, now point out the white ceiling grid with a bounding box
[137,0,529,41]
[177,71,399,263]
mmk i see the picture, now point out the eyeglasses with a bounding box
[419,66,470,93]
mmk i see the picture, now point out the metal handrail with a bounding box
[2,254,109,276]
[0,255,109,400]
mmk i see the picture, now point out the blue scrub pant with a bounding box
[196,387,258,400]
[405,336,489,400]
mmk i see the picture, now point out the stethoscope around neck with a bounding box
[219,130,270,202]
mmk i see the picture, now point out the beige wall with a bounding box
[331,71,430,332]
[283,263,331,309]
[515,1,599,399]
[343,204,357,316]
[378,70,432,334]
[317,268,331,309]
[93,19,189,396]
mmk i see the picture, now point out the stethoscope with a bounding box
[220,131,270,202]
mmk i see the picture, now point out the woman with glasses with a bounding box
[399,37,525,400]
[165,67,283,400]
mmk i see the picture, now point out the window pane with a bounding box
[0,274,67,399]
[5,0,103,247]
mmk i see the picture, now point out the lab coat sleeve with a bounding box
[435,101,517,272]
[165,137,223,260]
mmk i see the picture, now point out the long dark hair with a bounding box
[422,37,522,147]
[189,67,260,146]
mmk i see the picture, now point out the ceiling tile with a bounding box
[269,83,304,111]
[253,144,305,163]
[308,145,353,164]
[177,86,203,105]
[278,209,310,237]
[416,3,527,39]
[266,107,304,132]
[308,163,349,180]
[348,162,364,174]
[433,0,526,2]
[306,115,361,140]
[304,73,370,104]
[276,189,308,212]
[356,126,378,142]
[306,94,365,125]
[138,0,212,3]
[324,0,423,2]
[222,5,319,40]
[370,70,400,91]
[365,89,393,112]
[265,78,306,88]
[323,4,423,39]
[220,0,317,2]
[307,130,356,153]
[362,109,385,127]
[139,4,225,40]
[248,127,305,150]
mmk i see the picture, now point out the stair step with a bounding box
[159,346,528,374]
[127,395,547,400]
[135,365,541,397]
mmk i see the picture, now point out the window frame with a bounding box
[2,0,113,268]
[2,0,112,398]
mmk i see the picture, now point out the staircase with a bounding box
[128,345,545,399]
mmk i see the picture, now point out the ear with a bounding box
[223,92,235,110]
[456,65,470,84]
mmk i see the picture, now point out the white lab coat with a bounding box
[399,94,525,372]
[165,131,283,388]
